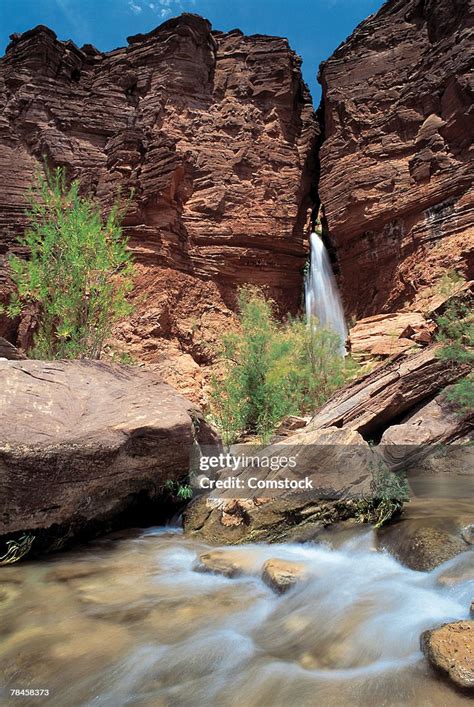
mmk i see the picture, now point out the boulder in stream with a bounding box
[421,620,474,692]
[184,427,376,544]
[261,559,308,594]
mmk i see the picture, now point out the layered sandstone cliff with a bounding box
[318,0,473,318]
[0,15,318,379]
[1,2,473,397]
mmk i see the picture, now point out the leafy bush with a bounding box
[434,280,473,414]
[4,167,134,359]
[443,373,474,414]
[209,286,356,443]
[436,300,474,365]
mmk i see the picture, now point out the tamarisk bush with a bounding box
[5,167,134,359]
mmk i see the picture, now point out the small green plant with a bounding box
[6,166,134,359]
[108,350,137,366]
[176,484,193,501]
[209,286,357,443]
[355,464,409,528]
[443,373,474,414]
[163,479,193,501]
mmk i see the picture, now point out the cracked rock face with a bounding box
[0,15,318,371]
[318,0,473,317]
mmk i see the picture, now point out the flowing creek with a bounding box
[0,499,473,706]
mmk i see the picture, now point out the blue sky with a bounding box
[0,0,384,104]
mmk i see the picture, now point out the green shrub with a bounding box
[436,300,474,365]
[443,373,474,414]
[355,463,410,529]
[209,286,356,443]
[5,166,134,359]
[434,285,473,413]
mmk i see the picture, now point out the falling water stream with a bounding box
[305,231,348,354]
[0,498,473,706]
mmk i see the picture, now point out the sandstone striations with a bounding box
[0,16,317,381]
[318,0,474,318]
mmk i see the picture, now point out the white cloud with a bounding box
[128,1,143,13]
[127,0,193,18]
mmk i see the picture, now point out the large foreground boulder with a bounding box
[0,360,217,554]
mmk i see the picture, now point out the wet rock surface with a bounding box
[195,550,251,578]
[184,427,375,545]
[421,621,474,692]
[261,558,308,594]
[377,498,474,571]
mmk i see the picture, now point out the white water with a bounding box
[2,524,472,706]
[305,231,348,355]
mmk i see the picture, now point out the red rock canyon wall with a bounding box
[0,15,318,378]
[318,0,473,317]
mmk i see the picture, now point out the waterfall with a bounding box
[305,231,348,355]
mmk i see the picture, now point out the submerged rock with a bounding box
[261,559,308,594]
[379,525,472,572]
[195,551,251,578]
[421,621,474,692]
[0,360,217,553]
[461,525,474,545]
[437,554,474,587]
